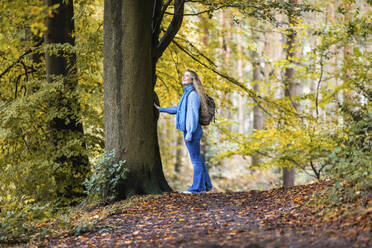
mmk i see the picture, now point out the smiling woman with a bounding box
[154,70,213,193]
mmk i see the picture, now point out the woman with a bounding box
[154,70,213,194]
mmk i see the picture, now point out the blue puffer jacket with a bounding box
[159,84,201,141]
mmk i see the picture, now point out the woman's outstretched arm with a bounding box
[154,103,177,114]
[185,91,200,141]
[159,106,177,114]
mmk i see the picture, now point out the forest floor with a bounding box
[25,182,372,247]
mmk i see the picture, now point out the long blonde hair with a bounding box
[187,70,209,118]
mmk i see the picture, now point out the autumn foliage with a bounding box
[0,0,371,246]
[29,182,371,247]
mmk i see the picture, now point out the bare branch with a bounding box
[156,0,185,62]
[165,4,239,16]
[173,36,216,67]
[172,39,308,120]
[0,39,43,80]
[310,160,320,180]
[153,0,172,36]
[171,39,276,118]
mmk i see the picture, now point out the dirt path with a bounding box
[36,183,371,248]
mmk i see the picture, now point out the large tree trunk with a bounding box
[282,0,300,187]
[44,0,89,199]
[104,0,169,199]
[104,0,187,199]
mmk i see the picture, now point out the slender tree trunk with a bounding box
[330,1,342,119]
[250,23,265,166]
[218,10,231,121]
[218,10,230,168]
[153,94,173,192]
[199,15,209,46]
[237,26,245,133]
[282,0,300,186]
[263,27,273,93]
[274,14,284,99]
[225,10,233,121]
[44,0,89,198]
[198,14,210,164]
[174,133,183,173]
[219,10,226,68]
[342,1,353,105]
[151,1,186,194]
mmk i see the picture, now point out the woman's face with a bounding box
[182,71,193,85]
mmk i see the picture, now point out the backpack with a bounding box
[199,93,216,126]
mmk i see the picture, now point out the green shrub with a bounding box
[0,196,52,243]
[83,150,128,203]
[326,88,372,203]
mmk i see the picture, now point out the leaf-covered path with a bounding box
[37,183,371,248]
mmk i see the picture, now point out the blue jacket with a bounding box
[159,84,201,141]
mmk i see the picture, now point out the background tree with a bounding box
[282,0,300,186]
[44,0,89,199]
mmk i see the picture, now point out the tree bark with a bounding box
[104,0,187,199]
[283,167,295,187]
[219,10,233,122]
[282,0,300,187]
[151,0,185,194]
[104,0,163,198]
[237,26,245,133]
[44,0,89,198]
[250,23,265,166]
[342,1,353,105]
[174,132,183,173]
[199,14,210,165]
[263,26,273,93]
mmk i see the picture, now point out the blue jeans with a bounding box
[183,125,213,193]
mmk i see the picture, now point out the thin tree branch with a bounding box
[172,38,310,120]
[173,36,216,67]
[171,39,277,118]
[315,55,324,119]
[0,39,43,80]
[165,4,239,16]
[156,0,185,62]
[153,0,172,36]
[310,159,320,180]
[20,61,29,82]
[160,0,173,19]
